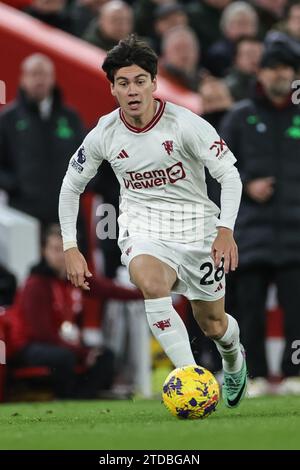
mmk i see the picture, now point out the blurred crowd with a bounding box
[1,0,300,400]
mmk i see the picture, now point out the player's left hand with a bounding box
[211,227,238,274]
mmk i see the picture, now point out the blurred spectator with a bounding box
[0,54,84,228]
[283,1,300,40]
[199,76,233,129]
[8,224,142,399]
[225,36,263,101]
[150,3,188,54]
[0,264,17,307]
[221,43,300,396]
[272,1,300,64]
[264,31,300,75]
[251,0,288,36]
[70,0,110,37]
[83,0,133,50]
[134,0,179,39]
[207,1,259,77]
[186,0,232,57]
[24,0,74,34]
[159,26,205,91]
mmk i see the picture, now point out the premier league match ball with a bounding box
[162,365,220,420]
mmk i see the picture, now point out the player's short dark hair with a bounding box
[102,34,158,83]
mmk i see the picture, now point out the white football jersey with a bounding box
[65,99,237,244]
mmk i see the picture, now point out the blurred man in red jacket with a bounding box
[9,224,142,398]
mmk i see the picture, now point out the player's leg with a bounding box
[129,254,196,367]
[190,297,247,407]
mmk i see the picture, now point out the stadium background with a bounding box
[0,0,300,450]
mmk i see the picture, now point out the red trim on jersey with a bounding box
[119,99,165,133]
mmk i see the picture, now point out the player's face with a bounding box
[111,65,157,124]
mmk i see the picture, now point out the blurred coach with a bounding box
[221,42,300,394]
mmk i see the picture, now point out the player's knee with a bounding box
[140,278,170,299]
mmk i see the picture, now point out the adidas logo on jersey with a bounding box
[117,149,129,159]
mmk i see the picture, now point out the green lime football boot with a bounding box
[222,345,247,408]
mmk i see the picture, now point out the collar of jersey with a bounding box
[119,98,166,133]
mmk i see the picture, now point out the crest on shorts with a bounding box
[125,246,132,256]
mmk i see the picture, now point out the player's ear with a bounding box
[110,82,116,96]
[152,77,157,93]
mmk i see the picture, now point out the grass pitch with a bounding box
[0,396,299,450]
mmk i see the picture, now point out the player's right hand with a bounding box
[64,247,92,290]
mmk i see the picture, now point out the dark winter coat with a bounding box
[220,86,300,267]
[0,88,84,224]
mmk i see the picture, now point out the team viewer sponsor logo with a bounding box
[123,162,186,190]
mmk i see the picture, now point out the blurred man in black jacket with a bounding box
[0,53,84,227]
[221,42,300,395]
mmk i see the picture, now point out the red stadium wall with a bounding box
[0,3,201,128]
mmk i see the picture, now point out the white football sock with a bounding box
[214,314,244,373]
[145,297,196,368]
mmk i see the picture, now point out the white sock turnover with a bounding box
[144,297,196,368]
[214,314,244,373]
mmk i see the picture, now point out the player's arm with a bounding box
[59,126,104,290]
[59,177,92,291]
[183,112,242,273]
[205,137,242,274]
[210,165,242,273]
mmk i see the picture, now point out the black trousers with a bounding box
[15,343,115,399]
[236,265,300,378]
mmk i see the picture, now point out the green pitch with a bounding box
[0,396,299,450]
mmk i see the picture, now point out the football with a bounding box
[162,365,220,419]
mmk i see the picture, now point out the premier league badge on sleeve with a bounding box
[77,146,86,164]
[71,146,86,173]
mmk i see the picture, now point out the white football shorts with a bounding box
[119,234,225,301]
